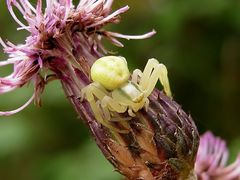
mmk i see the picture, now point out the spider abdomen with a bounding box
[90,56,130,90]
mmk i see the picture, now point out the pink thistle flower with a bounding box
[0,0,155,115]
[195,131,240,180]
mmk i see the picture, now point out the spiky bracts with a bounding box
[92,90,199,179]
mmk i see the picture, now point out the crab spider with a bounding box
[81,56,171,131]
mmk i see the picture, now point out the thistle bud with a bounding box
[85,89,199,179]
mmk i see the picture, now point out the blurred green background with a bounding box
[0,0,239,179]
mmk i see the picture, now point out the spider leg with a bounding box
[139,58,160,90]
[101,96,133,134]
[145,63,172,97]
[100,100,120,122]
[112,90,146,116]
[96,100,107,119]
[102,96,138,117]
[128,108,136,117]
[132,69,143,84]
[81,82,107,101]
[98,98,131,131]
[82,84,128,133]
[101,96,128,114]
[101,104,111,121]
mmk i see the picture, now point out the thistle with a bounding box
[195,131,240,180]
[0,0,200,179]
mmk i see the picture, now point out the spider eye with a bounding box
[91,56,130,90]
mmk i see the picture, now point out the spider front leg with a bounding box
[101,98,132,123]
[132,69,143,84]
[140,58,172,97]
[101,96,128,115]
[81,83,128,133]
[102,91,146,118]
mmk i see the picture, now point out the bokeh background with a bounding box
[0,0,239,179]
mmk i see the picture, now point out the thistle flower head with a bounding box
[0,0,155,115]
[195,131,240,180]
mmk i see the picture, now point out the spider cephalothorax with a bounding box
[81,56,171,131]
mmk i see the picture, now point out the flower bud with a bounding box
[89,89,199,179]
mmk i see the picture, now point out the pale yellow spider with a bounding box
[81,56,171,131]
